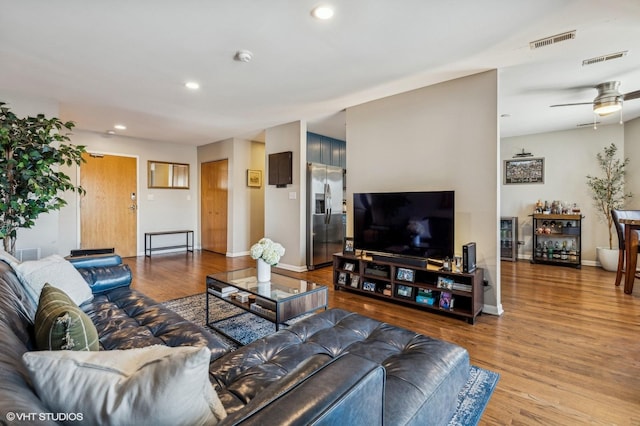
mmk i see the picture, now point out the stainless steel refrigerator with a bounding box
[307,163,345,269]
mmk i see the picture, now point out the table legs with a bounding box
[624,226,638,294]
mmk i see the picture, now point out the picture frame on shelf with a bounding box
[504,157,544,185]
[247,169,262,187]
[395,284,415,299]
[362,281,376,292]
[437,276,454,290]
[350,274,360,288]
[343,237,355,255]
[343,262,355,271]
[337,272,347,285]
[395,267,415,282]
[439,291,454,310]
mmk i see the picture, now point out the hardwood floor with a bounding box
[123,251,640,425]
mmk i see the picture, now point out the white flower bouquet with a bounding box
[250,238,285,266]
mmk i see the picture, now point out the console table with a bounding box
[144,230,194,257]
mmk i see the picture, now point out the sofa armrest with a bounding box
[67,254,123,269]
[219,354,384,425]
[76,265,132,294]
[69,254,132,294]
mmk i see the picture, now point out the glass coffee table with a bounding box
[206,268,328,344]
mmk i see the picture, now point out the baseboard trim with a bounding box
[482,303,503,316]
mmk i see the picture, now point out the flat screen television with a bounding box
[353,191,454,260]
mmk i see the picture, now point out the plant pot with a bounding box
[596,247,619,272]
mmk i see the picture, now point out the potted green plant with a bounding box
[0,101,86,256]
[586,143,631,271]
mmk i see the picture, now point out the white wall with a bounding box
[248,142,265,245]
[197,138,265,256]
[501,124,626,263]
[0,93,200,257]
[264,121,307,272]
[345,71,501,314]
[69,130,199,256]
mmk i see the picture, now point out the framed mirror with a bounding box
[148,161,190,189]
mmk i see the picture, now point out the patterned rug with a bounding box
[161,293,499,425]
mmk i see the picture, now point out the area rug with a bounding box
[161,293,499,425]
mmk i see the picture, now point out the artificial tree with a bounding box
[586,143,631,250]
[0,101,86,256]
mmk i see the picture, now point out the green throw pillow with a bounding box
[34,283,99,351]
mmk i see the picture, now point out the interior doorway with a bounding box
[201,159,228,254]
[80,153,138,257]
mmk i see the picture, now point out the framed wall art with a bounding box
[247,169,262,187]
[504,157,544,184]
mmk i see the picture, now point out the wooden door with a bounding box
[80,153,137,257]
[201,159,228,254]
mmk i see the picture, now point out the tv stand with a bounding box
[333,253,483,324]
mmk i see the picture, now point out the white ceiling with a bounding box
[1,1,640,145]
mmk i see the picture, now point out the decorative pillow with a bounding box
[16,254,93,310]
[22,345,227,426]
[34,283,99,351]
[0,248,20,268]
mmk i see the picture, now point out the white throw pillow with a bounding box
[0,248,20,268]
[15,254,93,309]
[22,345,226,426]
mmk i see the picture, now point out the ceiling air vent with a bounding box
[582,50,628,66]
[529,30,576,49]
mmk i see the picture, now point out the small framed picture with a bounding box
[437,276,454,290]
[337,271,347,285]
[343,262,355,271]
[396,267,415,282]
[439,291,454,310]
[247,169,262,187]
[343,237,355,255]
[395,284,415,299]
[350,274,360,288]
[362,281,376,292]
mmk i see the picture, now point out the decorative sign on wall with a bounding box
[504,157,544,184]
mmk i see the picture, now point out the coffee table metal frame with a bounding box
[205,268,328,345]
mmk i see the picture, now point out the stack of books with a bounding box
[209,281,238,298]
[249,303,276,320]
[452,282,472,292]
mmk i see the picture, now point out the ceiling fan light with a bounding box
[593,99,622,116]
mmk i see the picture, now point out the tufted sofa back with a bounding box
[0,262,59,424]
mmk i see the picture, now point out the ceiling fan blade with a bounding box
[550,102,594,108]
[623,90,640,101]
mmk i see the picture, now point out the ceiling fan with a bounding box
[550,81,640,116]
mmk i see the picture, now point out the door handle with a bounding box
[129,204,137,211]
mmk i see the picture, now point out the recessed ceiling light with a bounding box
[185,81,200,90]
[311,5,334,20]
[114,124,126,130]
